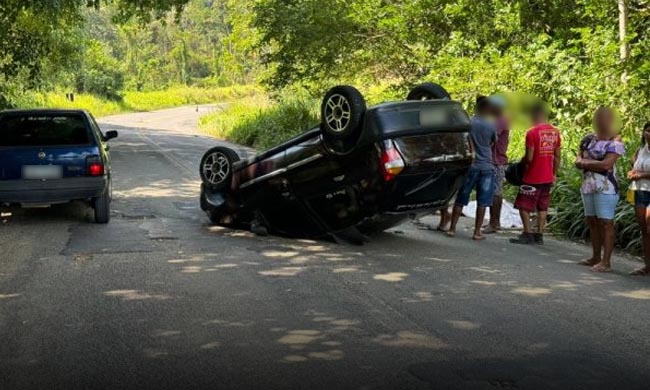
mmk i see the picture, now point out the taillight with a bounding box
[86,156,105,176]
[380,140,405,181]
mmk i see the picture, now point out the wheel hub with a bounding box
[202,152,230,185]
[325,94,352,133]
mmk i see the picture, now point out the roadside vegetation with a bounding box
[1,1,259,114]
[19,85,260,118]
[199,94,317,149]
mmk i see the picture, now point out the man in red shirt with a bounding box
[511,104,562,245]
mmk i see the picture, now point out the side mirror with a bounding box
[104,130,118,141]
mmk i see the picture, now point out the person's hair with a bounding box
[530,102,548,121]
[642,122,650,146]
[475,95,490,114]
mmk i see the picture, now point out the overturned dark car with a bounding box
[199,83,472,240]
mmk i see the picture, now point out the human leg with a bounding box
[473,170,495,240]
[510,185,536,244]
[591,194,619,272]
[486,165,505,233]
[448,169,479,237]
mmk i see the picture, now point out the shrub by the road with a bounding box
[199,93,319,150]
[21,85,261,118]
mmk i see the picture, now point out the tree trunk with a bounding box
[618,0,629,83]
[618,0,629,61]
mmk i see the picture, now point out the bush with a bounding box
[122,85,260,112]
[199,93,319,149]
[18,85,261,118]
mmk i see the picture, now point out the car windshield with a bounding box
[0,113,91,147]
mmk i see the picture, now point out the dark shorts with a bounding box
[635,190,650,208]
[455,168,496,208]
[514,184,552,212]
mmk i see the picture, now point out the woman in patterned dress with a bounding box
[574,107,625,272]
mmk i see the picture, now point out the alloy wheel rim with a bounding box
[325,94,352,133]
[202,152,230,185]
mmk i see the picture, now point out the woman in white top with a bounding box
[627,122,650,276]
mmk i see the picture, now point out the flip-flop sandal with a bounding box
[630,268,650,276]
[482,227,499,235]
[473,235,486,241]
[446,231,456,238]
[436,226,448,232]
[578,259,599,266]
[591,265,612,273]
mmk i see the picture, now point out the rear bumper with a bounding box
[382,162,470,213]
[0,177,108,205]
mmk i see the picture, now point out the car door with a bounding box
[251,136,330,236]
[281,138,379,232]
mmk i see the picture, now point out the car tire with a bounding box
[200,146,240,191]
[406,82,451,101]
[93,189,110,224]
[320,86,366,150]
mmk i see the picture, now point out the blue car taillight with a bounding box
[86,155,104,176]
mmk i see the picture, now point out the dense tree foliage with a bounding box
[0,0,260,106]
[252,0,647,92]
[0,0,191,106]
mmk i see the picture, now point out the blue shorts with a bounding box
[582,193,619,220]
[635,190,650,208]
[455,168,496,208]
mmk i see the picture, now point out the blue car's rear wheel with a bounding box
[93,188,110,224]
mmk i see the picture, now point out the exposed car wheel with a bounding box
[321,86,366,152]
[200,146,240,191]
[406,82,451,101]
[93,189,111,224]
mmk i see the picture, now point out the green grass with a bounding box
[199,94,319,150]
[19,85,261,118]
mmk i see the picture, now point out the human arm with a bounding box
[576,153,620,172]
[627,150,647,180]
[553,146,561,176]
[525,146,534,164]
[627,171,650,180]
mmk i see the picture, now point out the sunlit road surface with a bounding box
[1,106,650,390]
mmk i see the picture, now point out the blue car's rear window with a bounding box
[0,113,91,147]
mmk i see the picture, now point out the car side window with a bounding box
[87,114,104,142]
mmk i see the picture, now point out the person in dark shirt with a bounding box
[483,96,510,234]
[447,96,497,241]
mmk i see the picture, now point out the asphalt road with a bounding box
[1,106,650,390]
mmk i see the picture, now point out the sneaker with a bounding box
[510,233,535,245]
[533,233,544,245]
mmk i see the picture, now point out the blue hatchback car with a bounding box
[0,109,117,223]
